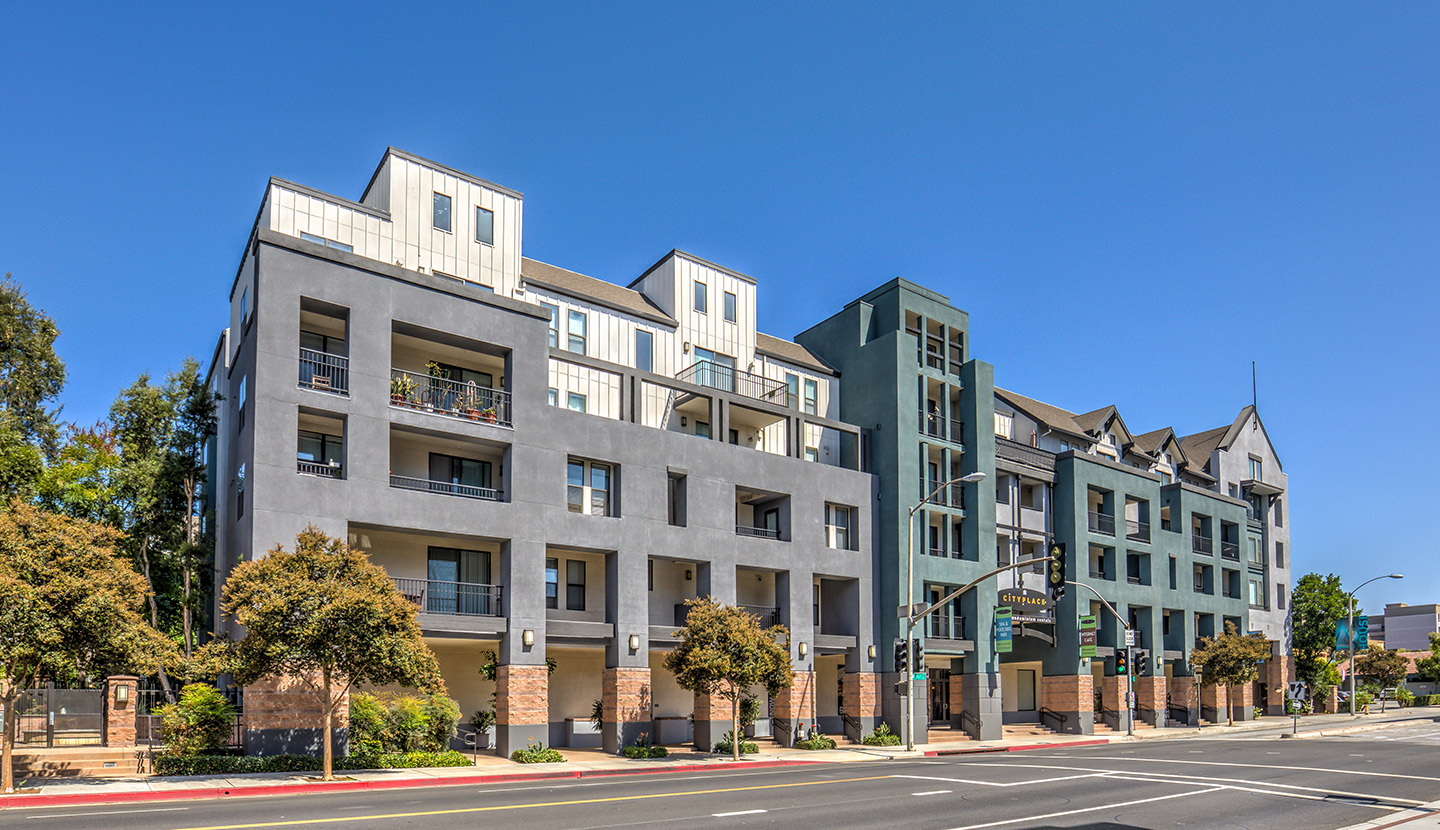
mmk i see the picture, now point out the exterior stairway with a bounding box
[10,746,153,778]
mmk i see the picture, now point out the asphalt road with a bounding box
[6,727,1440,830]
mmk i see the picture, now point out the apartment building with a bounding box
[208,149,877,756]
[1371,603,1440,652]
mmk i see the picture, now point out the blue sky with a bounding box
[2,3,1435,612]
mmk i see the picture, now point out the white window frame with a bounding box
[567,309,587,354]
[993,411,1013,439]
[475,206,494,245]
[433,192,452,232]
[541,302,560,348]
[635,329,653,373]
[803,378,818,415]
[693,280,708,313]
[723,291,737,323]
[825,504,852,550]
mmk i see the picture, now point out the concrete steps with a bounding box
[11,747,152,778]
[1002,723,1060,739]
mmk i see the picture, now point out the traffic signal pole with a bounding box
[1066,580,1134,737]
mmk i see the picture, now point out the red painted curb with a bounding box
[0,758,823,810]
[924,739,1110,757]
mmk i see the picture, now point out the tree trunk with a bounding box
[731,688,740,762]
[1,687,16,794]
[322,666,334,781]
[182,476,197,660]
[1227,685,1234,727]
[182,562,192,661]
[139,537,174,701]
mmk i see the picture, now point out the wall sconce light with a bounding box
[684,569,693,581]
[116,684,130,704]
[798,642,809,659]
[628,634,641,652]
[867,645,877,660]
[522,629,535,647]
[683,341,691,353]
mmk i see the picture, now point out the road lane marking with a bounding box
[942,786,1224,829]
[1016,755,1440,782]
[912,790,952,796]
[166,774,893,830]
[27,807,191,819]
[1100,773,1410,809]
[893,772,1111,788]
[712,809,765,817]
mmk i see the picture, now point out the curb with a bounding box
[924,739,1111,756]
[1278,715,1440,740]
[0,758,824,810]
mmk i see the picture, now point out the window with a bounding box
[1249,537,1263,565]
[237,376,247,430]
[993,411,1013,439]
[693,280,707,313]
[475,206,494,245]
[825,504,852,550]
[300,330,346,356]
[803,379,818,415]
[785,373,799,409]
[298,232,352,252]
[1248,578,1265,608]
[1168,556,1177,590]
[545,558,559,609]
[541,303,560,348]
[805,446,819,462]
[567,458,613,516]
[728,428,739,445]
[240,288,250,325]
[297,430,343,470]
[1276,583,1286,610]
[429,453,493,495]
[433,193,452,231]
[667,473,687,527]
[995,477,1010,504]
[648,559,654,591]
[695,421,711,439]
[427,548,492,614]
[635,330,653,373]
[235,463,246,517]
[1273,498,1283,527]
[547,388,558,407]
[566,560,586,611]
[1249,455,1262,480]
[1274,542,1284,569]
[723,291,737,323]
[567,393,587,413]
[567,309,587,354]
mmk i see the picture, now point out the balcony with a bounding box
[736,525,780,540]
[996,437,1057,473]
[1088,511,1116,536]
[1126,519,1150,543]
[299,348,349,394]
[394,577,502,617]
[675,360,787,407]
[390,474,502,502]
[296,460,342,478]
[390,368,512,427]
[920,410,945,439]
[1220,542,1240,561]
[1192,535,1213,556]
[739,605,781,626]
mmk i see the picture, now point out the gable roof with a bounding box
[994,388,1091,442]
[521,258,677,327]
[756,333,835,376]
[1178,424,1229,468]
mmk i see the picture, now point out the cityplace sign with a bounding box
[997,588,1054,623]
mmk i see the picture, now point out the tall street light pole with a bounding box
[1347,573,1403,716]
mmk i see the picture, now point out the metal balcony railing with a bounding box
[390,474,502,502]
[1220,542,1240,561]
[394,577,502,617]
[1090,569,1107,579]
[1126,518,1151,543]
[389,368,512,427]
[920,410,946,439]
[1192,535,1213,555]
[1088,511,1116,535]
[299,348,349,394]
[675,360,788,407]
[925,480,947,505]
[949,418,964,443]
[736,525,780,540]
[296,459,342,478]
[927,546,945,558]
[995,437,1057,472]
[926,615,965,640]
[739,605,781,626]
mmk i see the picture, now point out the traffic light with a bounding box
[1136,649,1150,676]
[895,639,909,673]
[1115,648,1129,676]
[1047,543,1067,603]
[912,638,925,668]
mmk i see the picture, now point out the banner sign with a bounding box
[1335,618,1352,651]
[996,607,1013,653]
[1356,616,1369,650]
[997,588,1054,623]
[1079,614,1098,658]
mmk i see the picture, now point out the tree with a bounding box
[663,597,793,761]
[0,502,176,793]
[1290,573,1350,699]
[1414,634,1440,684]
[157,360,218,659]
[216,527,442,780]
[0,275,66,501]
[1353,645,1410,712]
[34,423,122,524]
[1189,621,1272,727]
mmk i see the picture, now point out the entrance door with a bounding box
[1001,662,1041,723]
[929,668,951,723]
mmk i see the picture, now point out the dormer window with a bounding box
[433,193,452,232]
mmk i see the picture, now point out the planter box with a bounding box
[565,718,602,748]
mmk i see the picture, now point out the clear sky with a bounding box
[3,3,1435,613]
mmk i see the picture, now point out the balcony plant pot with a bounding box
[481,409,497,424]
[464,407,481,420]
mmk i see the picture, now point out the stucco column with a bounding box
[959,672,1003,741]
[948,661,967,731]
[103,676,138,748]
[1169,675,1199,726]
[1041,675,1094,735]
[495,665,548,757]
[1133,676,1165,727]
[601,667,651,754]
[1200,682,1228,723]
[774,669,817,747]
[842,672,880,742]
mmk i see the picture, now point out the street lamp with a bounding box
[1347,573,1403,716]
[903,471,986,751]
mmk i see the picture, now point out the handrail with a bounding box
[1038,708,1068,730]
[393,576,503,617]
[1088,511,1116,535]
[1099,707,1121,730]
[390,367,512,427]
[391,474,502,501]
[675,360,788,406]
[736,525,781,540]
[960,710,982,733]
[299,348,349,394]
[296,460,342,478]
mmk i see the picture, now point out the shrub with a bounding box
[1253,706,1264,719]
[1355,691,1374,708]
[348,691,462,754]
[862,722,902,746]
[386,696,428,752]
[712,731,758,755]
[1393,687,1415,707]
[511,739,566,763]
[155,684,237,757]
[337,750,471,770]
[348,692,388,757]
[421,693,461,751]
[469,708,495,732]
[154,750,472,776]
[621,732,668,758]
[1416,694,1440,707]
[796,735,837,750]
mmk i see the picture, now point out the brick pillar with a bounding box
[103,676,138,747]
[602,667,651,754]
[244,673,348,757]
[1169,676,1199,726]
[842,672,880,742]
[948,673,966,731]
[773,670,816,747]
[495,664,548,757]
[693,690,731,752]
[1266,654,1291,715]
[1231,682,1255,722]
[1101,675,1132,732]
[1323,684,1340,714]
[1040,675,1093,735]
[1133,676,1165,727]
[1200,683,1229,724]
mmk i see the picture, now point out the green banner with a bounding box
[1080,613,1098,658]
[996,606,1013,654]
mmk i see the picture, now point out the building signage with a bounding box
[997,588,1053,623]
[1355,615,1369,650]
[1079,614,1098,658]
[1335,618,1352,651]
[996,607,1013,653]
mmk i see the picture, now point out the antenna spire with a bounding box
[1252,361,1257,410]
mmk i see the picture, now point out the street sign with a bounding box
[1080,614,1098,658]
[1124,630,1135,647]
[1356,616,1369,650]
[914,673,928,681]
[996,607,1013,653]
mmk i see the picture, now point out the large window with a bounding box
[566,560,586,611]
[475,206,494,245]
[994,411,1013,439]
[433,193,452,231]
[693,280,708,313]
[567,309,587,354]
[1248,578,1265,609]
[427,547,493,615]
[635,329,653,373]
[541,302,560,348]
[785,373,799,408]
[567,458,613,516]
[297,430,343,470]
[723,291,737,323]
[429,453,493,496]
[825,504,852,550]
[567,392,587,413]
[545,557,559,609]
[1248,537,1263,565]
[1274,542,1284,569]
[803,378,818,415]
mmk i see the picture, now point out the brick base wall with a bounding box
[1133,676,1165,727]
[1200,682,1229,722]
[1231,681,1255,721]
[1169,675,1199,726]
[496,665,549,726]
[104,676,138,748]
[1041,675,1093,735]
[602,667,651,753]
[1265,653,1292,715]
[842,672,880,741]
[774,670,817,746]
[244,672,348,756]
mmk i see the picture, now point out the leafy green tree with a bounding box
[1290,573,1350,699]
[0,275,66,501]
[158,359,218,659]
[663,597,793,761]
[34,424,122,524]
[155,683,237,757]
[1414,634,1440,684]
[1189,621,1272,726]
[216,526,442,780]
[1353,645,1411,712]
[0,502,176,792]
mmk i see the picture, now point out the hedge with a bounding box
[1415,694,1440,707]
[154,750,472,776]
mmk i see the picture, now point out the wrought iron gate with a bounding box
[13,686,105,748]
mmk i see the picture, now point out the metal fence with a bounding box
[12,686,105,747]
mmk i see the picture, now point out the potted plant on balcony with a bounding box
[425,361,450,413]
[480,406,497,424]
[390,373,416,406]
[462,384,482,421]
